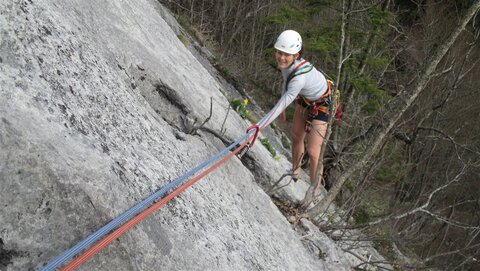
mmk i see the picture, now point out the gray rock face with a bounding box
[0,1,385,270]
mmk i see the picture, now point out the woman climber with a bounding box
[263,30,334,198]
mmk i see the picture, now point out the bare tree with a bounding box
[306,0,480,219]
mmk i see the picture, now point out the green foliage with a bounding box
[304,28,338,63]
[285,106,295,121]
[209,55,218,62]
[263,47,276,59]
[306,0,336,7]
[370,226,397,264]
[177,34,189,46]
[365,56,389,70]
[349,29,368,43]
[368,6,391,29]
[353,205,371,224]
[344,180,355,193]
[306,34,335,59]
[354,196,389,225]
[218,88,226,98]
[375,142,406,183]
[230,99,250,119]
[260,138,277,158]
[263,4,306,25]
[350,74,390,113]
[174,14,195,35]
[220,66,232,79]
[375,163,405,184]
[281,134,290,149]
[270,121,278,131]
[372,34,388,50]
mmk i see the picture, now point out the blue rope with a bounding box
[257,101,281,129]
[40,105,276,271]
[40,130,254,271]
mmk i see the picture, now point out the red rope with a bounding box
[246,125,260,146]
[60,136,252,271]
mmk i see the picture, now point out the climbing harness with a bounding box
[285,61,338,132]
[285,60,343,133]
[40,105,273,271]
[297,80,336,133]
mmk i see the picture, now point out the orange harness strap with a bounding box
[300,80,335,114]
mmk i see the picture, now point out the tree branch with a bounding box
[187,97,213,135]
[306,0,480,219]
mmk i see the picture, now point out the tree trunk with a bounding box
[306,0,480,219]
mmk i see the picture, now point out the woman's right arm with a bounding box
[258,76,305,128]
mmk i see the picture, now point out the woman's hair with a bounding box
[297,48,304,59]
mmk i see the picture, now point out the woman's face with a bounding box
[275,50,299,69]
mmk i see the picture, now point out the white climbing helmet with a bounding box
[274,30,302,54]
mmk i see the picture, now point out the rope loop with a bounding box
[246,124,260,147]
[236,125,260,159]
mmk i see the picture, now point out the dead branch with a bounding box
[266,173,293,196]
[424,242,480,263]
[220,104,231,136]
[187,97,213,135]
[324,165,476,231]
[345,249,394,271]
[418,126,480,156]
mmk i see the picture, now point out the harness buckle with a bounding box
[308,107,319,118]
